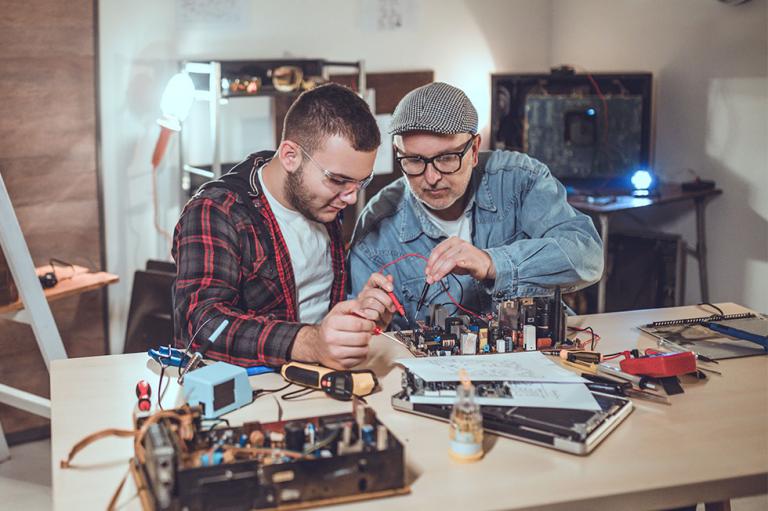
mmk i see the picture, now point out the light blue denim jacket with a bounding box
[349,150,604,329]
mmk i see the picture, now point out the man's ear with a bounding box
[277,140,302,173]
[471,134,482,166]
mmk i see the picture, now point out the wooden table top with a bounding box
[50,303,767,510]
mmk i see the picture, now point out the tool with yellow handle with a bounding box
[280,362,379,401]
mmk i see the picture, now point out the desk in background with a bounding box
[568,185,722,313]
[51,303,766,510]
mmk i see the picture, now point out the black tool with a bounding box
[415,282,430,313]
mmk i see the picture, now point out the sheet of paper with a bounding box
[409,382,601,411]
[395,351,587,383]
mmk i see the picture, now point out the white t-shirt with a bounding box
[423,203,473,242]
[258,169,333,323]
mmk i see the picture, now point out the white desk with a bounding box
[51,304,768,510]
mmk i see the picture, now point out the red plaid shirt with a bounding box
[172,152,348,366]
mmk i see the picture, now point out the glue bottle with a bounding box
[448,370,483,462]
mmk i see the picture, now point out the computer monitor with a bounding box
[491,70,653,191]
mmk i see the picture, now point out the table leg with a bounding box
[695,197,710,303]
[597,213,610,313]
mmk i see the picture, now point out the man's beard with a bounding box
[285,164,325,223]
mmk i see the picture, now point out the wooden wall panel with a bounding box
[0,0,104,443]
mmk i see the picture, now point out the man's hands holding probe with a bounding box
[354,272,396,329]
[425,236,496,285]
[292,272,394,370]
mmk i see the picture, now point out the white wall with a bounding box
[99,0,553,353]
[549,0,768,312]
[100,0,767,353]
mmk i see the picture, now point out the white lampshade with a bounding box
[159,72,195,129]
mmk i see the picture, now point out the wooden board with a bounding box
[0,265,118,315]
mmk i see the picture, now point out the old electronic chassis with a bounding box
[392,368,633,455]
[399,293,567,357]
[132,404,408,510]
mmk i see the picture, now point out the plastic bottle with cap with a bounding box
[448,370,483,462]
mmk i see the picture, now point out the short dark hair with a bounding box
[282,83,380,154]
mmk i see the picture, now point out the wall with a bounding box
[0,0,103,438]
[99,0,553,353]
[549,0,768,311]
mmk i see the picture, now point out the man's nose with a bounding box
[424,163,443,186]
[339,186,359,205]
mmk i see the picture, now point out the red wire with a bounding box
[584,73,609,144]
[377,253,485,320]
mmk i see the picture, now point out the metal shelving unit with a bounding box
[179,59,366,197]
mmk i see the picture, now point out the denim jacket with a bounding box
[348,150,603,329]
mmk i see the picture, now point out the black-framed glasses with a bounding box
[395,135,477,176]
[298,145,374,191]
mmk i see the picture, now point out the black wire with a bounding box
[49,257,77,282]
[252,383,292,400]
[202,417,230,432]
[698,302,724,317]
[157,364,167,410]
[282,387,318,401]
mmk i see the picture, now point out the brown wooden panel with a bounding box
[329,70,434,114]
[0,0,103,441]
[330,71,434,242]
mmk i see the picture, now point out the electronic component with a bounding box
[280,362,378,400]
[619,349,697,378]
[132,404,408,510]
[397,293,566,357]
[393,368,634,456]
[135,380,152,412]
[183,362,252,418]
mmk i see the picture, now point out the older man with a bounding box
[349,82,603,328]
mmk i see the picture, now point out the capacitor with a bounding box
[305,423,316,447]
[238,434,248,447]
[284,421,305,452]
[376,425,388,451]
[361,424,375,447]
[249,430,265,447]
[524,325,537,351]
[269,431,285,448]
[504,336,514,353]
[496,338,506,353]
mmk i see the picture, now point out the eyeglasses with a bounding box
[298,145,374,191]
[395,135,477,176]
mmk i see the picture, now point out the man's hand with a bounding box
[355,272,395,328]
[292,300,376,369]
[425,236,496,284]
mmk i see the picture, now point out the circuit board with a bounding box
[132,403,408,510]
[397,296,566,357]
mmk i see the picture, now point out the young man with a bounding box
[349,82,603,328]
[173,84,394,370]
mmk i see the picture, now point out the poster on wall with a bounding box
[176,0,251,30]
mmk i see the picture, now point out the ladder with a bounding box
[0,171,67,461]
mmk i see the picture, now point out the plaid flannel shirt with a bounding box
[172,152,348,367]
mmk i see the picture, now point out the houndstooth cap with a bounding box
[389,82,478,135]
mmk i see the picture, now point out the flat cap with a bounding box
[389,82,478,135]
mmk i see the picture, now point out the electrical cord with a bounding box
[378,252,484,320]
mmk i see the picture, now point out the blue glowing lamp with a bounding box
[631,169,654,196]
